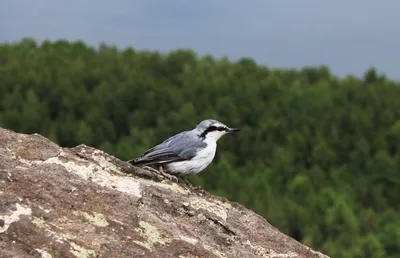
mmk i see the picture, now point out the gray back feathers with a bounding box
[128,128,206,166]
[148,130,207,159]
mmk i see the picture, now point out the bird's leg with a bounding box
[142,165,161,174]
[158,165,179,183]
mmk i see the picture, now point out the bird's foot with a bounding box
[163,173,179,183]
[140,166,178,182]
[158,166,179,183]
[140,166,191,187]
[179,177,193,187]
[172,177,192,191]
[143,166,161,174]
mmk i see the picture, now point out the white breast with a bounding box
[166,141,217,176]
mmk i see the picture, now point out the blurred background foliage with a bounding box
[1,38,399,258]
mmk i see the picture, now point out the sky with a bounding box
[1,0,400,79]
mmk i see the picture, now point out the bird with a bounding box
[127,119,240,181]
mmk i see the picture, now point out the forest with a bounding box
[0,38,399,258]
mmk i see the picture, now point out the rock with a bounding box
[0,127,329,258]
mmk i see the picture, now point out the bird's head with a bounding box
[195,119,240,142]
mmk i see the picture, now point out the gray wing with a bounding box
[128,131,206,166]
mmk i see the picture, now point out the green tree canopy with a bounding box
[1,38,399,258]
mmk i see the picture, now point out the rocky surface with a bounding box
[0,127,329,258]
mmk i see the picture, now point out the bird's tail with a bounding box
[127,156,149,166]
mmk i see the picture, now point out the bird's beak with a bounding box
[227,128,240,133]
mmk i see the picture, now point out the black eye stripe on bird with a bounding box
[127,119,240,182]
[199,125,228,138]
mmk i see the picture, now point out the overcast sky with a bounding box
[1,0,399,79]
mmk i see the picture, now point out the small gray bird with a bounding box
[127,119,240,180]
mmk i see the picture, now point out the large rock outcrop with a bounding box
[0,128,329,258]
